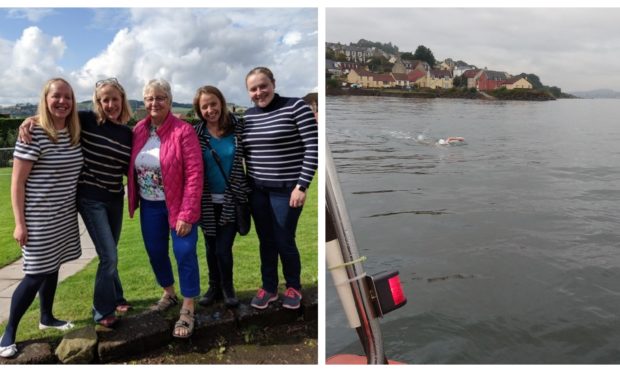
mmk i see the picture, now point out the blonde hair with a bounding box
[92,79,132,125]
[37,78,80,146]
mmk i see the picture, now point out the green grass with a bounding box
[0,177,318,344]
[0,168,21,268]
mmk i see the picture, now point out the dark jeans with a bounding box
[139,198,200,298]
[78,196,126,322]
[204,204,237,290]
[250,186,303,293]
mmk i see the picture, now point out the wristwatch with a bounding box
[298,185,307,192]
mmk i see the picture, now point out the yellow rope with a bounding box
[327,256,367,271]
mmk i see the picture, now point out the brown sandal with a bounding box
[116,302,133,314]
[173,308,194,338]
[97,315,119,328]
[150,293,179,312]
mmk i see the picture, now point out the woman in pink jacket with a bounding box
[128,78,203,339]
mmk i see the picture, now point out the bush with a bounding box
[326,79,340,89]
[0,118,22,148]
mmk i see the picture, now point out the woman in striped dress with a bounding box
[1,78,83,358]
[243,67,318,311]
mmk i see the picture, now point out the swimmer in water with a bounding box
[437,137,465,145]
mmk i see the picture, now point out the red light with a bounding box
[366,271,407,316]
[388,275,406,306]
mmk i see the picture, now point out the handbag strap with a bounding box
[203,134,232,188]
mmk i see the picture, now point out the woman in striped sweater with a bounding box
[243,67,318,310]
[75,78,134,328]
[192,86,250,308]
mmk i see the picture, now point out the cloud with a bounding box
[283,32,302,46]
[1,8,317,106]
[0,26,66,104]
[7,9,55,22]
[70,8,318,105]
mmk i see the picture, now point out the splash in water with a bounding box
[415,134,434,145]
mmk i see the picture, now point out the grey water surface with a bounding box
[326,95,620,363]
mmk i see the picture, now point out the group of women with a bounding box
[0,66,318,358]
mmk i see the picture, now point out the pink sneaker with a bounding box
[282,287,302,310]
[251,288,278,309]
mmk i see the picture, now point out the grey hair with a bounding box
[143,78,172,103]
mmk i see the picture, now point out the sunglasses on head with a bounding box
[95,77,119,87]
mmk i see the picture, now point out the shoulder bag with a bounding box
[204,136,251,236]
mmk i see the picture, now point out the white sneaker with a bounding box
[0,343,17,358]
[38,321,74,331]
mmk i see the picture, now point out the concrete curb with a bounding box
[0,287,317,364]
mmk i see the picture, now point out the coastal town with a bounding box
[326,40,565,98]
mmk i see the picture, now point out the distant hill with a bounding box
[125,99,193,109]
[1,98,245,118]
[1,99,196,118]
[569,89,620,99]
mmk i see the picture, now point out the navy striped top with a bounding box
[77,111,132,201]
[242,94,318,189]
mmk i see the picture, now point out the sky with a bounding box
[326,7,620,93]
[0,7,318,106]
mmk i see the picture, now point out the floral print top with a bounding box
[135,127,165,201]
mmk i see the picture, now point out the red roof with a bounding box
[352,68,374,77]
[374,74,395,83]
[392,73,409,81]
[407,70,425,82]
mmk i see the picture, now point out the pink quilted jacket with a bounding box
[128,112,203,228]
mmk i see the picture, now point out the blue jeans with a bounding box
[139,199,200,298]
[204,204,237,290]
[78,196,126,322]
[250,186,303,293]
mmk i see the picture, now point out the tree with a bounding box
[355,39,399,55]
[327,79,340,89]
[453,75,467,88]
[400,52,415,60]
[335,51,348,62]
[412,45,436,68]
[5,129,17,148]
[326,48,335,60]
[518,72,566,96]
[518,73,543,89]
[547,86,562,98]
[368,56,391,73]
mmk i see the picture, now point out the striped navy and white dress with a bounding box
[13,126,84,275]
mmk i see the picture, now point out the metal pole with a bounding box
[326,142,387,364]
